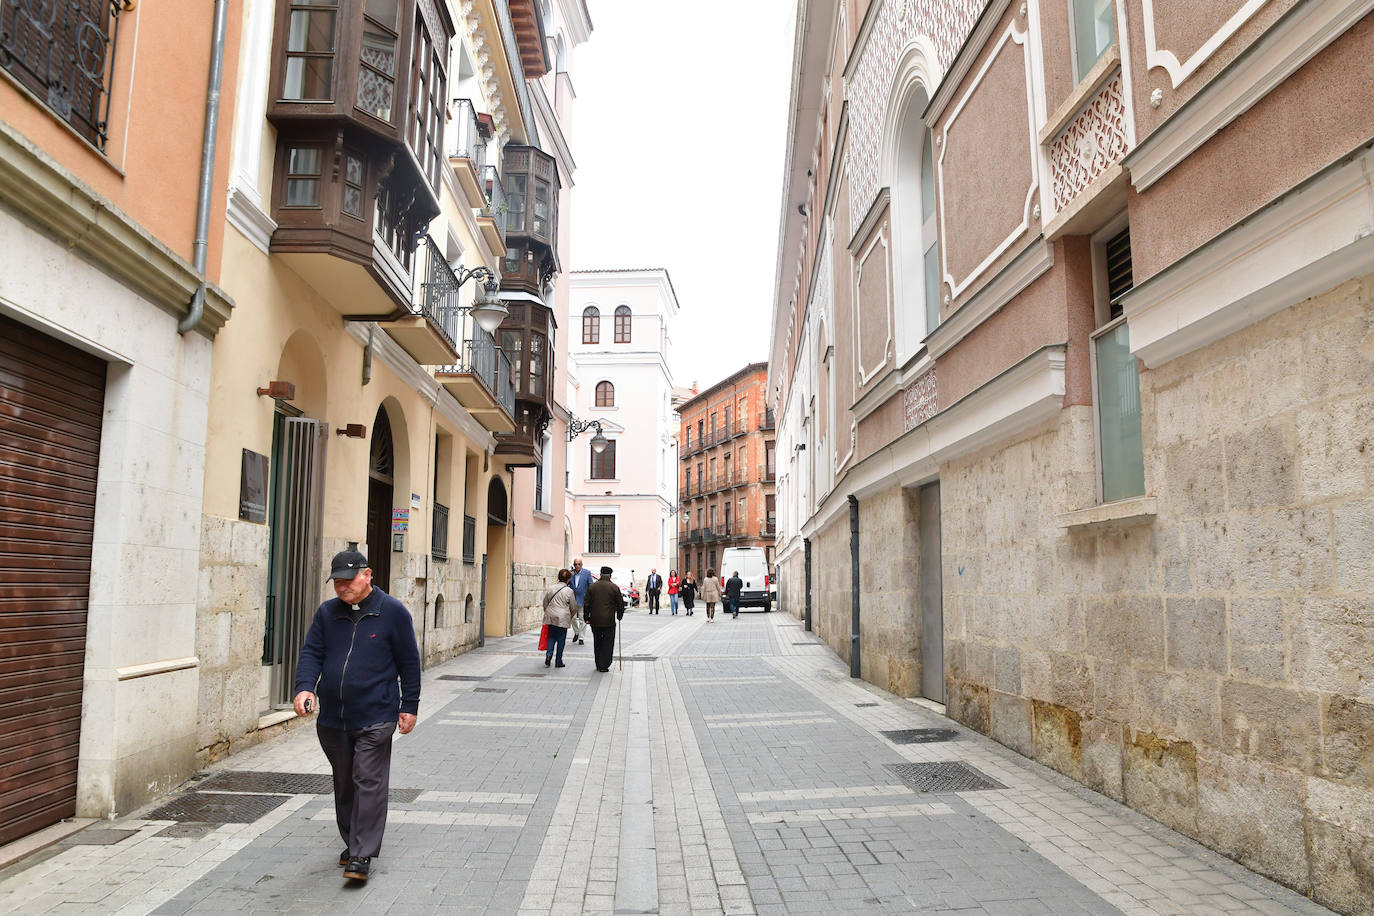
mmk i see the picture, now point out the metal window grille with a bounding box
[432,502,449,561]
[1,0,124,151]
[588,515,615,553]
[462,513,476,564]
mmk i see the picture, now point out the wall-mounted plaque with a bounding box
[239,449,269,523]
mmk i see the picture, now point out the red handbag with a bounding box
[537,624,549,651]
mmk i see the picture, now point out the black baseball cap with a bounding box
[600,566,613,576]
[328,549,369,580]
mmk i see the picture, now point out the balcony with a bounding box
[477,165,507,252]
[449,99,488,206]
[493,300,555,465]
[759,408,776,430]
[760,464,776,483]
[497,146,560,296]
[378,238,461,366]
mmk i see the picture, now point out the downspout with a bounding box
[178,0,229,335]
[848,495,860,679]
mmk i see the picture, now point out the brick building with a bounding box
[678,362,777,578]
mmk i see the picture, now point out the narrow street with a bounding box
[0,611,1331,916]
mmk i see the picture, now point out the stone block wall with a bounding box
[422,559,484,666]
[810,512,854,664]
[856,485,922,697]
[777,545,806,621]
[938,275,1374,912]
[512,562,560,633]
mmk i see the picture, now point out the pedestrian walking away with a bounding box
[646,568,662,613]
[293,548,420,883]
[568,558,593,645]
[679,571,697,615]
[583,565,625,671]
[541,568,576,668]
[725,570,743,618]
[700,568,722,621]
[667,570,680,614]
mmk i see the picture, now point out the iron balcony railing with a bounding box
[449,98,486,170]
[432,502,450,561]
[481,164,508,245]
[759,408,776,430]
[426,239,516,418]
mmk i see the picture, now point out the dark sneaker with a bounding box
[343,857,370,881]
[339,850,349,867]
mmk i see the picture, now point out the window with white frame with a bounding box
[590,439,617,479]
[895,86,941,358]
[1090,217,1144,503]
[1071,0,1116,82]
[588,513,616,554]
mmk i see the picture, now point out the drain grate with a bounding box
[196,771,333,794]
[144,792,288,824]
[388,787,423,803]
[881,728,960,744]
[69,828,138,845]
[474,687,508,693]
[855,702,880,708]
[886,761,1005,793]
[439,674,490,681]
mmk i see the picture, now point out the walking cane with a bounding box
[618,620,623,670]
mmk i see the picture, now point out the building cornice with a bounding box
[0,120,234,337]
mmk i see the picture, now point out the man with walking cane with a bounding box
[583,565,624,673]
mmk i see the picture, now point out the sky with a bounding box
[568,0,798,392]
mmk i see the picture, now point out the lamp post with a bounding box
[453,264,508,334]
[568,416,607,454]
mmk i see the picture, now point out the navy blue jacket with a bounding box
[294,587,421,730]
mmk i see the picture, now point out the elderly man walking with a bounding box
[583,565,625,672]
[568,557,593,645]
[294,549,420,883]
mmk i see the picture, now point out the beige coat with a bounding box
[700,576,722,604]
[542,583,576,628]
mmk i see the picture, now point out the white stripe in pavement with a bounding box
[446,711,573,720]
[415,791,537,805]
[702,710,829,721]
[706,717,833,728]
[615,660,658,915]
[438,719,569,728]
[747,802,954,824]
[311,809,526,827]
[684,676,779,684]
[737,784,913,803]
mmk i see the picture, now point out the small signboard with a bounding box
[238,450,269,523]
[391,508,409,533]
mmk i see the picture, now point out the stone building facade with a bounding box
[678,363,778,579]
[767,0,1374,910]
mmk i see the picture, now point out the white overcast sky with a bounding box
[568,0,798,392]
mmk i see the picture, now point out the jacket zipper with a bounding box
[339,615,361,725]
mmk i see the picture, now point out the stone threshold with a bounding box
[1056,496,1158,531]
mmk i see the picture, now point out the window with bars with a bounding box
[614,305,631,343]
[582,306,600,343]
[595,381,615,407]
[588,514,616,554]
[590,440,617,479]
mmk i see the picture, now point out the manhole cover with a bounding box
[439,675,490,681]
[69,828,138,845]
[881,728,960,744]
[197,771,334,794]
[144,792,288,824]
[155,823,217,839]
[388,787,423,803]
[886,761,1005,793]
[474,687,508,693]
[855,702,879,708]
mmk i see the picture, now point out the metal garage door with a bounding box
[0,314,105,846]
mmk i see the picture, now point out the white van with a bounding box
[720,547,771,611]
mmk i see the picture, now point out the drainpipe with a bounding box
[804,536,812,632]
[848,495,860,679]
[178,0,229,335]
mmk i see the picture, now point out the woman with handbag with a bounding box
[679,572,698,616]
[700,569,722,621]
[541,568,576,668]
[667,571,681,615]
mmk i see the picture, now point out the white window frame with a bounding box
[1069,0,1117,84]
[586,507,619,556]
[1087,212,1143,505]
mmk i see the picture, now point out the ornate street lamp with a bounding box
[568,416,607,454]
[454,264,508,334]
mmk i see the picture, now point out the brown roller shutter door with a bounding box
[0,313,105,846]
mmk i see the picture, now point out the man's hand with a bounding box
[398,713,417,735]
[293,691,316,717]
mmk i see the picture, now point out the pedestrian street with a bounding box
[0,611,1332,916]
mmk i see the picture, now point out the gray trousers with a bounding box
[317,721,395,858]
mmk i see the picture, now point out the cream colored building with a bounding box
[768,0,1374,910]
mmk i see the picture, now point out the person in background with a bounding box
[679,571,697,616]
[725,570,744,619]
[541,569,575,668]
[667,570,680,615]
[568,558,593,645]
[583,566,625,672]
[700,568,722,621]
[645,568,663,614]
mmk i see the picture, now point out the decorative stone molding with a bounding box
[1142,0,1269,88]
[1048,72,1129,211]
[903,368,938,430]
[226,186,276,255]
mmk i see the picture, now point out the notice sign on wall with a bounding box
[392,508,409,533]
[239,449,269,523]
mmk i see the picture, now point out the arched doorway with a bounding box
[367,406,395,592]
[484,475,510,638]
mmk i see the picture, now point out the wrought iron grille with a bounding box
[449,98,486,169]
[462,513,476,564]
[1,0,123,150]
[432,501,449,561]
[481,164,507,242]
[422,237,462,350]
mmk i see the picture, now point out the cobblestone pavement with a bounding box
[0,610,1334,915]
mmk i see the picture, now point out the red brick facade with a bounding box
[677,362,776,577]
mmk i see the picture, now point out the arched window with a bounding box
[595,380,615,407]
[582,306,599,343]
[894,86,941,358]
[614,305,631,343]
